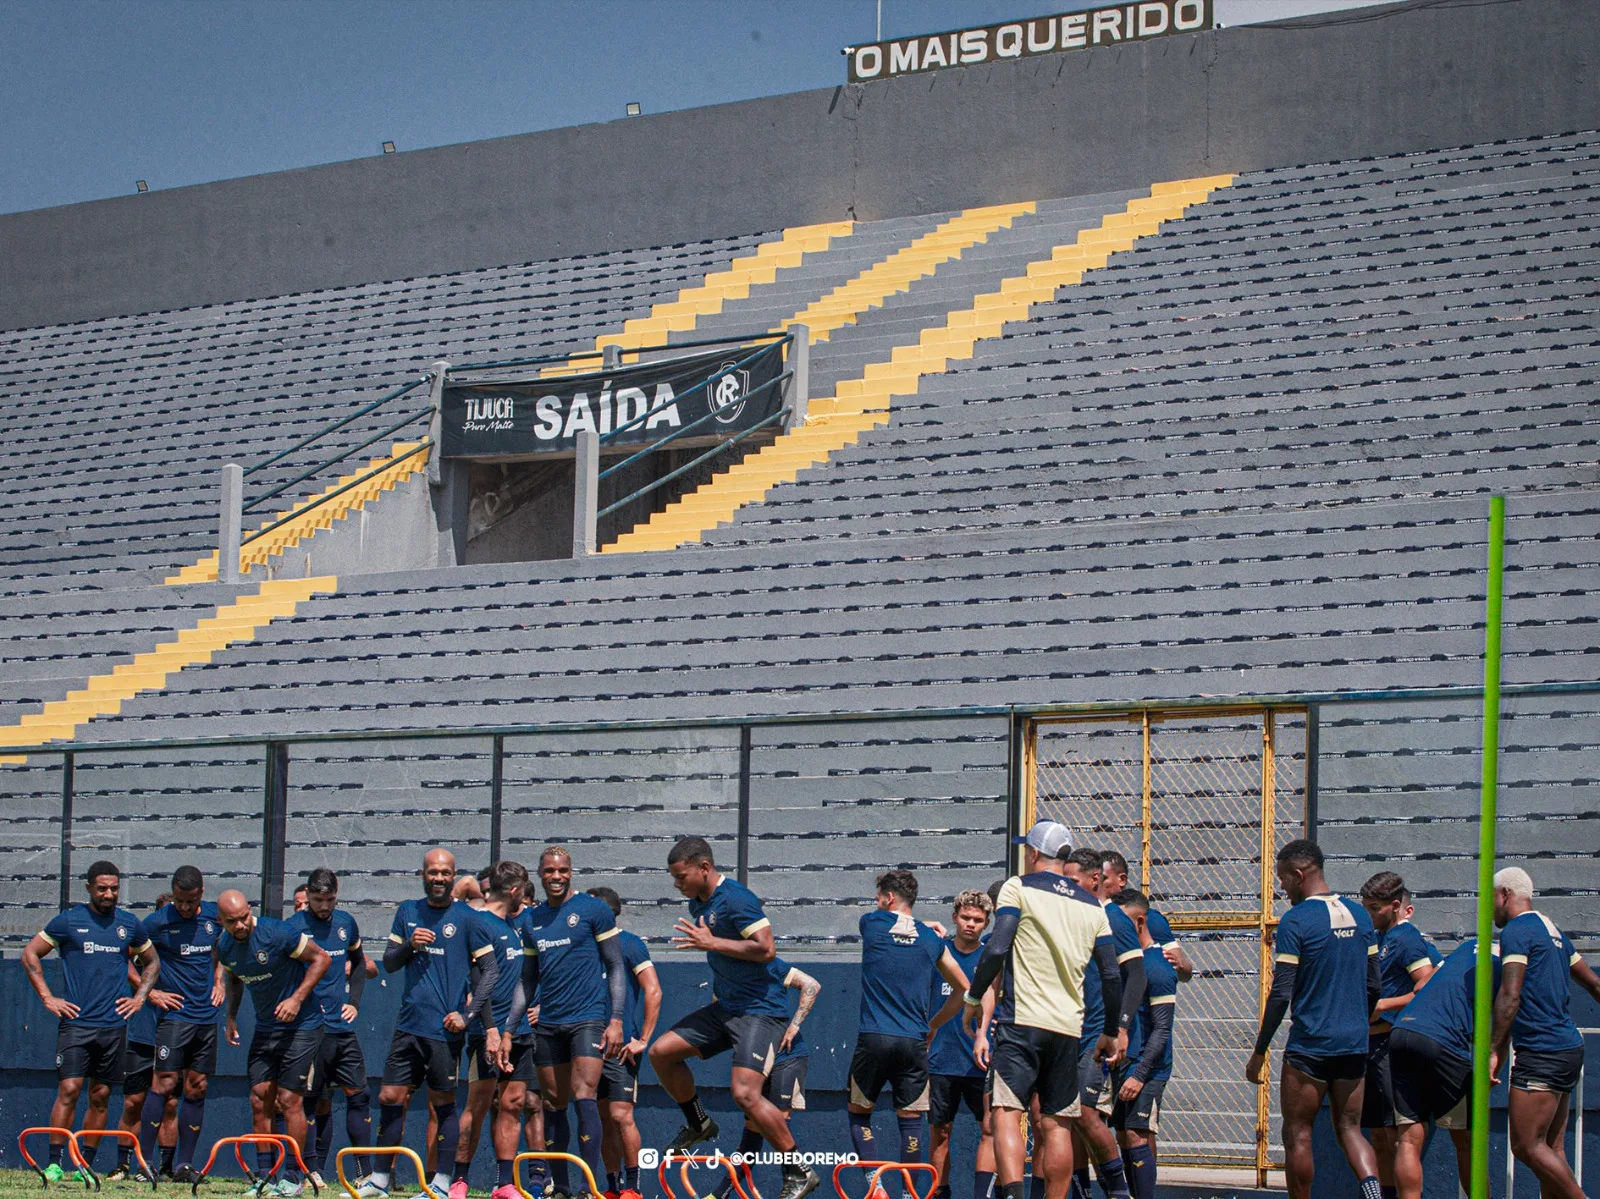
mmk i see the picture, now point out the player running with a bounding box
[1246,840,1381,1199]
[586,887,660,1199]
[452,861,535,1199]
[135,865,224,1185]
[367,849,499,1199]
[1107,892,1175,1199]
[847,870,971,1191]
[649,836,822,1199]
[1357,872,1438,1198]
[1489,866,1600,1199]
[1096,854,1192,982]
[288,869,373,1191]
[217,889,332,1197]
[963,822,1122,1199]
[521,848,627,1199]
[22,861,160,1183]
[1387,938,1501,1199]
[927,891,992,1199]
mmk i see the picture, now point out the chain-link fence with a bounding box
[1029,708,1307,1182]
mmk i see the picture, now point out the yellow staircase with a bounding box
[605,176,1233,554]
[165,441,429,586]
[0,576,337,762]
[540,220,855,376]
[775,202,1036,342]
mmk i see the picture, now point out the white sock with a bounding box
[371,1172,390,1190]
[431,1173,451,1194]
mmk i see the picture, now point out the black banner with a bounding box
[441,342,786,460]
[846,1,1211,83]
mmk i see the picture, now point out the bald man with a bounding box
[216,890,332,1197]
[362,850,498,1199]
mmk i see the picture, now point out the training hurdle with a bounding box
[338,1146,427,1199]
[655,1152,755,1199]
[18,1129,97,1189]
[833,1161,938,1199]
[75,1131,156,1190]
[193,1134,318,1195]
[513,1151,600,1199]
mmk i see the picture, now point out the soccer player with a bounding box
[648,836,821,1199]
[1108,892,1176,1199]
[1097,854,1192,982]
[217,889,332,1197]
[293,886,309,913]
[587,887,661,1199]
[1357,872,1439,1199]
[847,870,971,1192]
[454,861,535,1199]
[1489,866,1600,1199]
[963,822,1122,1199]
[22,860,160,1183]
[1062,849,1138,1199]
[928,891,992,1199]
[521,848,627,1199]
[111,904,179,1184]
[368,848,499,1199]
[289,868,373,1191]
[136,865,224,1184]
[1388,938,1502,1199]
[1245,840,1381,1199]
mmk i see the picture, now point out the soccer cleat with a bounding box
[776,1166,821,1199]
[449,1181,469,1199]
[618,1190,643,1199]
[274,1180,305,1198]
[491,1189,521,1199]
[354,1183,389,1199]
[665,1116,719,1154]
[307,1172,327,1191]
[242,1182,268,1197]
[43,1164,66,1183]
[173,1165,206,1186]
[105,1164,133,1183]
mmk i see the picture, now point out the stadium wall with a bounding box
[4,0,1599,331]
[1,961,1593,1198]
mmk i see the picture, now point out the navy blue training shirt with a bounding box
[1374,920,1441,1027]
[140,901,222,1025]
[690,876,788,1018]
[216,915,314,1030]
[1146,908,1177,951]
[1078,898,1143,1039]
[41,904,151,1028]
[928,938,985,1077]
[1499,911,1584,1053]
[522,891,619,1025]
[467,907,526,1036]
[1125,945,1178,1082]
[603,929,654,1043]
[1394,939,1501,1062]
[1273,893,1377,1057]
[388,898,495,1040]
[287,908,361,1032]
[858,908,947,1040]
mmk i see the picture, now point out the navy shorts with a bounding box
[155,1019,219,1076]
[382,1030,462,1093]
[1360,1035,1395,1128]
[248,1025,323,1093]
[1284,1050,1366,1083]
[58,1024,126,1085]
[597,1054,639,1104]
[535,1020,609,1069]
[765,1055,809,1113]
[1510,1046,1584,1095]
[671,1003,784,1075]
[928,1073,984,1125]
[849,1032,930,1113]
[313,1030,368,1096]
[122,1039,155,1095]
[988,1024,1080,1118]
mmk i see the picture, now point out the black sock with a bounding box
[1071,1167,1093,1199]
[974,1172,995,1199]
[452,1160,471,1185]
[624,1166,640,1192]
[678,1094,709,1128]
[1001,1183,1026,1199]
[608,1173,622,1193]
[48,1144,64,1168]
[1381,1189,1398,1199]
[117,1143,133,1168]
[161,1142,178,1172]
[346,1090,372,1177]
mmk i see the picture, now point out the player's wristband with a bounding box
[962,991,983,1006]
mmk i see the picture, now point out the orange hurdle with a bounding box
[18,1128,96,1189]
[833,1161,938,1199]
[513,1152,600,1199]
[74,1131,156,1190]
[337,1146,429,1199]
[193,1134,318,1196]
[654,1152,756,1199]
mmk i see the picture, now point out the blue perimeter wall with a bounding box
[0,961,1594,1199]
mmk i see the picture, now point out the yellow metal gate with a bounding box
[1025,707,1307,1184]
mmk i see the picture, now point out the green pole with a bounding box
[1471,495,1505,1199]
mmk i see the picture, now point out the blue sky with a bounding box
[1,0,1388,216]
